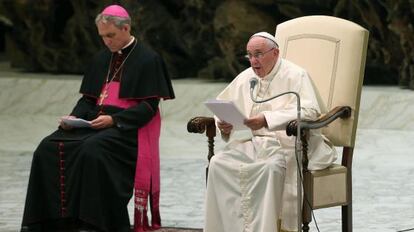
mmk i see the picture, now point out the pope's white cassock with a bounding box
[204,58,337,232]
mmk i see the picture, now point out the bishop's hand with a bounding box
[59,115,75,130]
[90,115,114,129]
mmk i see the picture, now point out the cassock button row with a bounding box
[136,198,146,203]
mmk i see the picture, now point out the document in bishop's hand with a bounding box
[61,118,92,128]
[204,99,248,130]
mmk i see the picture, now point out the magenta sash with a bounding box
[100,82,161,231]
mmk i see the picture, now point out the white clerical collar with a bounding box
[117,36,135,54]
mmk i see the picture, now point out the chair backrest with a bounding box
[275,15,369,147]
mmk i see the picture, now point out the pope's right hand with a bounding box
[217,120,233,135]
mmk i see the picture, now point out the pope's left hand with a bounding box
[90,115,114,129]
[244,114,267,130]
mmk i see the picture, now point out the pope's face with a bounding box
[246,37,279,78]
[97,21,131,52]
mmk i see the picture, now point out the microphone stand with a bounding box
[249,79,303,231]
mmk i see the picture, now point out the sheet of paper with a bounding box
[62,118,92,128]
[204,99,248,130]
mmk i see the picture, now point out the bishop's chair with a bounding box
[187,15,369,232]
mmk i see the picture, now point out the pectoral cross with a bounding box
[98,90,108,105]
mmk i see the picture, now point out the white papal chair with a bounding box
[187,15,369,232]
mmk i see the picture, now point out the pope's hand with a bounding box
[244,114,267,130]
[217,120,233,135]
[90,115,114,129]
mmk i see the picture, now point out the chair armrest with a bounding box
[187,116,217,162]
[187,116,216,137]
[286,106,352,136]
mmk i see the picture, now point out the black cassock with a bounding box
[21,40,175,232]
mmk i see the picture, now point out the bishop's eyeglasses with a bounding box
[245,48,275,60]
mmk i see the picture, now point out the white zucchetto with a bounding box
[250,32,279,48]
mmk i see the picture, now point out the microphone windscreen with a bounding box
[249,78,258,89]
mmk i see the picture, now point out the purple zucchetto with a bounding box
[101,4,130,18]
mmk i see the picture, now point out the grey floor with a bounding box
[1,65,414,232]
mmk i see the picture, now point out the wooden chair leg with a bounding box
[205,167,209,184]
[342,147,353,232]
[302,220,310,232]
[342,204,352,232]
[302,200,312,232]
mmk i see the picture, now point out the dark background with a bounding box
[0,0,413,89]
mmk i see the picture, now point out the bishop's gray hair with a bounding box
[95,14,131,29]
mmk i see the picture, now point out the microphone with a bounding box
[249,78,258,104]
[249,76,303,230]
[249,77,298,105]
[249,78,258,91]
[248,76,301,141]
[248,76,302,148]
